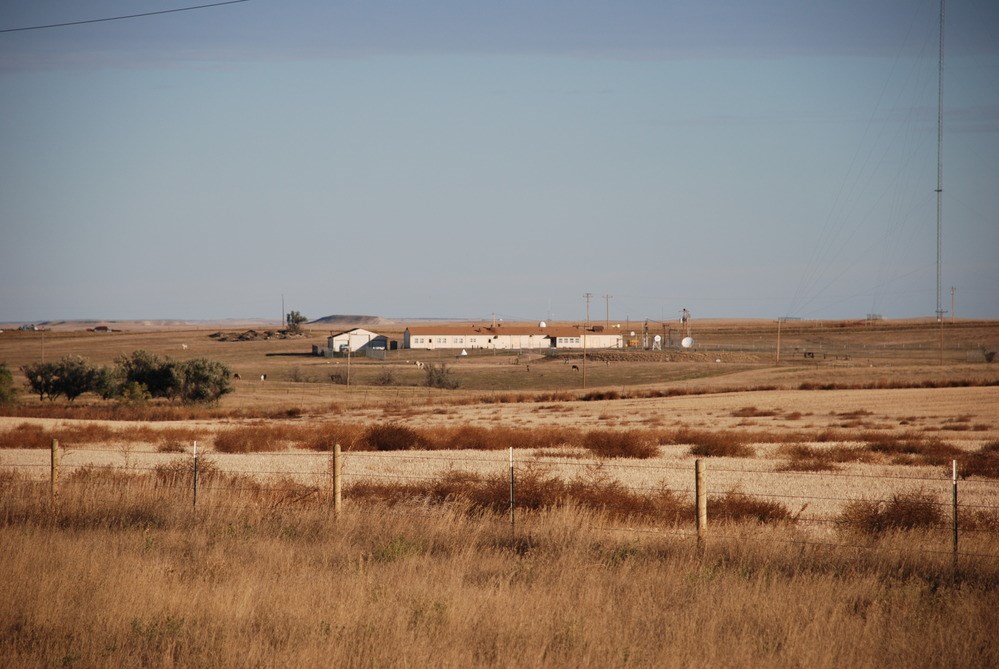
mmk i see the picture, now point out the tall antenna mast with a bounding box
[935,0,945,321]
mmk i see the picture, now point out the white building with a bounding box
[404,324,622,351]
[320,328,388,356]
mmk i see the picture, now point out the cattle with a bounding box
[571,364,579,372]
[233,373,241,380]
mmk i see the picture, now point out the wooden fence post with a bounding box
[333,443,342,515]
[952,460,959,579]
[192,440,199,514]
[695,459,707,544]
[509,447,515,540]
[50,438,60,508]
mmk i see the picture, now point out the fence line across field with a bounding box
[13,440,999,568]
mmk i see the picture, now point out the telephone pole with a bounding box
[583,293,592,389]
[602,294,612,329]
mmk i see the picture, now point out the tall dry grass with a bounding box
[1,470,997,668]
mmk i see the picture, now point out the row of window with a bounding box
[410,336,481,345]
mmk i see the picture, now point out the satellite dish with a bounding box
[539,321,547,328]
[681,336,694,348]
[653,335,662,342]
[630,331,636,337]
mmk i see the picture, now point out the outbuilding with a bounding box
[321,328,388,356]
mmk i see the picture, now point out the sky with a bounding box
[1,0,997,323]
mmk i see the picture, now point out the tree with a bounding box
[115,350,180,400]
[0,362,18,406]
[176,358,233,404]
[286,310,308,333]
[22,361,59,401]
[52,356,99,402]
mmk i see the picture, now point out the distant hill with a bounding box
[309,315,395,326]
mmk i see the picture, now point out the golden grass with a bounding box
[1,471,998,668]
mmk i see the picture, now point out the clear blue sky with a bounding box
[2,0,997,323]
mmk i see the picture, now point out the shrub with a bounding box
[0,423,49,449]
[730,406,778,418]
[372,369,397,386]
[214,425,291,453]
[424,364,461,390]
[21,361,59,401]
[776,443,870,471]
[115,351,180,400]
[302,423,367,451]
[682,430,755,458]
[959,441,999,479]
[176,358,233,404]
[710,492,792,524]
[861,432,961,466]
[0,363,17,406]
[839,491,944,534]
[582,430,658,459]
[365,424,425,451]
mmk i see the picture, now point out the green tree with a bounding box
[286,310,308,333]
[0,362,18,405]
[22,361,59,401]
[93,366,123,400]
[115,350,180,399]
[176,358,233,404]
[52,356,99,402]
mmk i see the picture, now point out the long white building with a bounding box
[404,324,622,351]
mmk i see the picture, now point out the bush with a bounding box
[839,491,944,534]
[861,432,962,466]
[0,363,17,406]
[214,425,290,453]
[176,358,232,404]
[115,351,180,399]
[21,361,59,401]
[960,441,999,479]
[424,364,461,390]
[582,430,659,459]
[365,424,425,451]
[683,430,755,458]
[711,492,792,524]
[372,369,397,386]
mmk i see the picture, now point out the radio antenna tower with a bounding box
[935,0,945,322]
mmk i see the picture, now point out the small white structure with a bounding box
[322,328,387,356]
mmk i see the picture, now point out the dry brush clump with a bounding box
[838,491,945,535]
[0,422,204,450]
[347,465,691,522]
[958,440,999,479]
[709,491,793,524]
[674,428,756,458]
[860,431,962,466]
[212,423,302,453]
[582,430,660,459]
[776,443,871,472]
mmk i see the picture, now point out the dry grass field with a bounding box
[1,318,998,667]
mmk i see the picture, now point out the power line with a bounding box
[0,0,250,34]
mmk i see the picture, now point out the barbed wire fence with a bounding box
[4,440,999,571]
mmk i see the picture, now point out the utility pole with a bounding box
[951,286,955,322]
[602,294,612,329]
[583,293,592,389]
